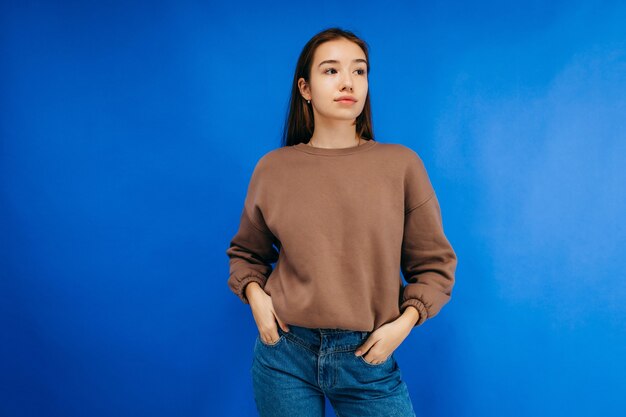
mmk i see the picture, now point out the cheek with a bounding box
[311,83,335,101]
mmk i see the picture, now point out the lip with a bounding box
[335,96,357,102]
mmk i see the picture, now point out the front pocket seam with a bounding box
[358,354,390,367]
[258,334,285,347]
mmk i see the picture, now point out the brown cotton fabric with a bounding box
[226,139,457,332]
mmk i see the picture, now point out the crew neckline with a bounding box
[292,139,377,156]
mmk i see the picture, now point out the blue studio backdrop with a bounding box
[1,1,625,417]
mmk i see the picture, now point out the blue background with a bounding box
[2,1,625,416]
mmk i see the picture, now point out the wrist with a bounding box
[400,305,421,327]
[244,281,263,303]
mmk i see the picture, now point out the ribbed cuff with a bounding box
[237,275,267,305]
[399,298,428,327]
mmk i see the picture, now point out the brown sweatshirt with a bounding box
[226,139,457,331]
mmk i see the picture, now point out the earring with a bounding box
[307,99,311,104]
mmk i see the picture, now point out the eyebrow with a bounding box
[318,59,368,67]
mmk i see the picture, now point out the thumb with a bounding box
[275,315,290,332]
[355,339,372,356]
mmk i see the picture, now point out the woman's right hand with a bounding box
[245,282,290,344]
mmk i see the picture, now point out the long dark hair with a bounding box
[281,27,375,147]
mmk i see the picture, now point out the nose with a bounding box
[340,73,354,91]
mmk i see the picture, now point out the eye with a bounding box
[324,67,367,75]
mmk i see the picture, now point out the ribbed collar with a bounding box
[292,139,377,156]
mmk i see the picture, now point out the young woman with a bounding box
[226,27,457,417]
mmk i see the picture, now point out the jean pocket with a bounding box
[257,333,285,347]
[358,353,393,367]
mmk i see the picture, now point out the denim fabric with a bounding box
[251,324,417,417]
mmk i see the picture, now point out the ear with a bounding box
[297,77,310,101]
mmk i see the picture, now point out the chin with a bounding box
[331,114,360,121]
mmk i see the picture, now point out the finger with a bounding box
[364,354,385,364]
[259,322,280,343]
[363,354,378,364]
[271,308,289,331]
[355,339,373,356]
[275,316,290,332]
[261,331,280,344]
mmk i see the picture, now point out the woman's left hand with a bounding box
[355,317,413,365]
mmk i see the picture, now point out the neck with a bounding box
[307,120,361,149]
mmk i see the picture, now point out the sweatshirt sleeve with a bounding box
[399,150,457,327]
[226,158,280,305]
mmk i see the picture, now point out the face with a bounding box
[298,38,368,123]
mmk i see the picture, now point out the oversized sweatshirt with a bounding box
[226,139,457,332]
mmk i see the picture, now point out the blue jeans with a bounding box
[251,324,417,417]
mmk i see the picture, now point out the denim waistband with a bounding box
[279,324,370,353]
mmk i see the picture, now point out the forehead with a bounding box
[313,39,366,65]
